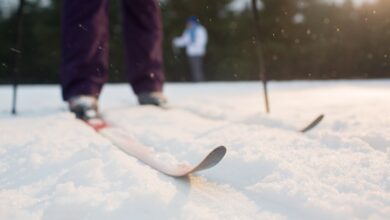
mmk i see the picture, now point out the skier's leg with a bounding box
[188,56,196,82]
[121,0,165,95]
[194,56,204,81]
[60,0,110,101]
[189,56,204,82]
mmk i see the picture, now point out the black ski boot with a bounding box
[68,95,99,120]
[137,92,168,107]
[68,95,106,130]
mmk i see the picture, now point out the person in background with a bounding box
[61,0,167,121]
[173,16,208,82]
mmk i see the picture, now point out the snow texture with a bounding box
[0,80,389,220]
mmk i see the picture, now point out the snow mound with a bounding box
[1,80,390,220]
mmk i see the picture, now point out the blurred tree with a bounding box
[0,0,60,83]
[0,0,389,84]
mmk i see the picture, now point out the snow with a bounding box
[1,80,390,220]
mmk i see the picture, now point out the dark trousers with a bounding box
[60,0,165,101]
[188,56,204,82]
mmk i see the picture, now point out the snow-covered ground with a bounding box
[1,80,389,220]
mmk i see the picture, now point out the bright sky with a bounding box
[0,0,48,17]
[229,0,376,12]
[327,0,377,6]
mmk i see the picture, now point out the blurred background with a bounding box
[0,0,389,84]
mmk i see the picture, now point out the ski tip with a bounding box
[208,146,227,161]
[206,146,227,162]
[300,114,325,133]
[213,146,227,157]
[314,114,325,124]
[313,114,325,124]
[195,146,227,171]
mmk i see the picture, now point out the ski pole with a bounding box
[11,0,26,115]
[251,0,270,114]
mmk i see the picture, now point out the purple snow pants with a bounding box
[60,0,165,101]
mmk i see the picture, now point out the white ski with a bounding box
[98,127,226,177]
